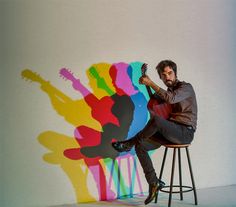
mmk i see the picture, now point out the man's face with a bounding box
[160,66,177,87]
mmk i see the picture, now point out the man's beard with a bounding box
[165,80,174,87]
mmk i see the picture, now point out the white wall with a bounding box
[1,0,236,206]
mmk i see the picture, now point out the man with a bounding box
[112,60,197,205]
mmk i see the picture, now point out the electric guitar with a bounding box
[141,63,171,119]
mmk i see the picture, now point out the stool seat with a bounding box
[155,144,198,207]
[154,137,191,148]
[163,143,190,148]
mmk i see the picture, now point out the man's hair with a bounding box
[156,60,177,78]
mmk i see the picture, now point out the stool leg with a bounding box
[186,147,198,205]
[160,147,168,180]
[117,158,121,198]
[127,156,132,197]
[178,148,183,200]
[168,148,176,207]
[155,147,168,203]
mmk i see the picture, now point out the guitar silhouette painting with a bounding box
[21,62,171,203]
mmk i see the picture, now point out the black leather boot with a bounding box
[111,139,135,152]
[144,180,165,205]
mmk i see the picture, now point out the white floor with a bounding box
[50,185,236,207]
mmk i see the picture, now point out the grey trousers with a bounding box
[134,115,195,184]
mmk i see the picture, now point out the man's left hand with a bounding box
[139,75,152,86]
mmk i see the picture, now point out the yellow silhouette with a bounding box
[38,131,96,202]
[21,69,100,202]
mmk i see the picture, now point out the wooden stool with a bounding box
[155,143,198,207]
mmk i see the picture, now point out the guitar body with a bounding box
[147,94,172,119]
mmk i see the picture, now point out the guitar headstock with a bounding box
[21,69,47,84]
[141,63,148,76]
[59,68,76,82]
[141,63,153,97]
[59,68,84,91]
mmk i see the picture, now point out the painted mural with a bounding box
[21,62,154,203]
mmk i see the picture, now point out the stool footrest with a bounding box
[160,185,194,193]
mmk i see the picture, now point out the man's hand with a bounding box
[139,75,153,86]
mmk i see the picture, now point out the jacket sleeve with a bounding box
[155,83,193,104]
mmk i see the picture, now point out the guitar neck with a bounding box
[141,63,153,98]
[146,85,153,98]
